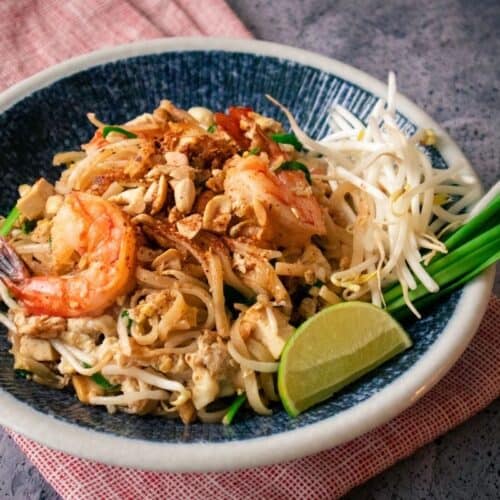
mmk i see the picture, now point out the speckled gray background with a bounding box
[0,0,498,498]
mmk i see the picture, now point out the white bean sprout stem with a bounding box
[269,72,478,314]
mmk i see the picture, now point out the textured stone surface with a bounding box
[0,0,498,498]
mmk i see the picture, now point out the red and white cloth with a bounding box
[1,1,499,498]
[0,0,252,92]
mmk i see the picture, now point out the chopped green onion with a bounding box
[121,309,133,329]
[102,126,137,139]
[82,362,121,392]
[392,252,498,321]
[248,146,261,155]
[271,132,303,151]
[443,195,500,252]
[91,373,121,392]
[222,393,246,425]
[207,124,217,133]
[21,219,37,234]
[121,310,133,335]
[0,206,20,237]
[276,161,312,185]
[14,369,31,379]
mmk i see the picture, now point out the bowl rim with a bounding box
[0,37,494,472]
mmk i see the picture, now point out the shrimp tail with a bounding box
[0,237,30,285]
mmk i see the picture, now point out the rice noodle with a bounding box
[136,267,176,289]
[162,269,208,289]
[86,112,106,128]
[51,340,112,376]
[178,284,215,329]
[243,370,272,415]
[157,290,188,341]
[117,310,132,356]
[101,365,186,393]
[52,151,86,166]
[206,251,230,338]
[63,344,95,365]
[163,330,201,348]
[13,243,51,254]
[89,390,169,406]
[131,316,159,346]
[259,372,279,402]
[227,341,279,373]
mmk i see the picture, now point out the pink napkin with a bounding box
[0,0,251,91]
[1,1,499,498]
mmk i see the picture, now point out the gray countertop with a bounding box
[0,0,498,498]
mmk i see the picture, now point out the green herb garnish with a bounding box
[14,369,31,379]
[271,132,303,151]
[207,124,217,133]
[102,126,137,139]
[0,206,20,237]
[222,393,246,425]
[21,219,37,234]
[121,309,133,329]
[276,161,312,185]
[82,363,121,392]
[248,146,261,155]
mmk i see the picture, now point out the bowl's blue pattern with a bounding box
[0,51,459,442]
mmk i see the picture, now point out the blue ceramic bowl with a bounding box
[0,39,493,471]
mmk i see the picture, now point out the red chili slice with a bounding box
[214,106,253,150]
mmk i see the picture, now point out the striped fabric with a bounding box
[0,0,251,92]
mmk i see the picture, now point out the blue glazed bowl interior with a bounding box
[0,51,460,443]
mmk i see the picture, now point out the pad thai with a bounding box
[0,74,478,423]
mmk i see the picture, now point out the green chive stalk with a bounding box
[82,363,120,392]
[384,195,500,318]
[271,132,303,151]
[391,252,498,321]
[0,206,20,237]
[443,194,500,252]
[222,394,246,425]
[384,224,500,306]
[102,125,137,139]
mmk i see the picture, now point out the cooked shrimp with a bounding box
[0,192,136,317]
[224,155,326,246]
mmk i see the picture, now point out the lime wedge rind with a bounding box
[286,341,409,415]
[278,302,412,417]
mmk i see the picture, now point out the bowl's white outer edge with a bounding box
[0,37,494,472]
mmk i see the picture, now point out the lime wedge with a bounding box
[278,301,412,417]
